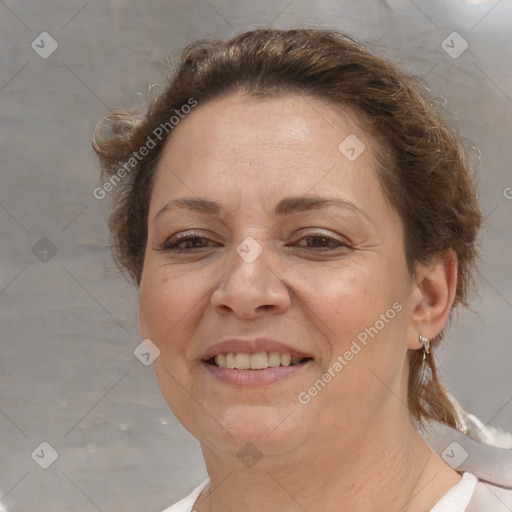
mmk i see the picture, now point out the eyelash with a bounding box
[158,231,349,253]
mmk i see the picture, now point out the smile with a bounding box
[207,351,312,369]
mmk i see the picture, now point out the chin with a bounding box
[192,405,309,459]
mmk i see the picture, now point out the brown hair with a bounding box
[92,28,482,430]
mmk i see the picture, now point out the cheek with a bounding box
[139,268,208,428]
[296,258,391,335]
[299,256,408,377]
[138,268,203,353]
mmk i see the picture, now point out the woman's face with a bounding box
[138,92,418,464]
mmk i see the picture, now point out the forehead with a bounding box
[150,92,385,218]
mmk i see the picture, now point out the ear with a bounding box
[138,300,150,340]
[406,249,458,350]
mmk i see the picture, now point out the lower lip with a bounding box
[201,360,312,385]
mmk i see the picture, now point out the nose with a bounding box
[211,238,291,319]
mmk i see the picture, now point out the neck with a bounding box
[194,413,461,512]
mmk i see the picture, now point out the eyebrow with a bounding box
[155,195,372,223]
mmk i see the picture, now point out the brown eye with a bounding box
[293,233,348,251]
[165,236,209,250]
[157,230,221,253]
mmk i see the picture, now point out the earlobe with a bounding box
[408,249,458,349]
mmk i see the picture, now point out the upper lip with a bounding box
[201,338,313,361]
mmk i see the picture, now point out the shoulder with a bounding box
[421,407,512,511]
[421,418,512,488]
[160,479,209,512]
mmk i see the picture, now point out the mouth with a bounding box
[200,338,314,385]
[205,352,313,369]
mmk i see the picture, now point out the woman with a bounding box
[93,28,512,511]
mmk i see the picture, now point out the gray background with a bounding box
[0,0,511,510]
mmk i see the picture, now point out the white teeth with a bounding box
[235,353,251,370]
[250,352,268,369]
[213,351,307,369]
[226,353,236,369]
[268,352,281,367]
[280,354,291,367]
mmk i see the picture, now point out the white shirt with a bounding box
[162,472,478,512]
[430,472,478,511]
